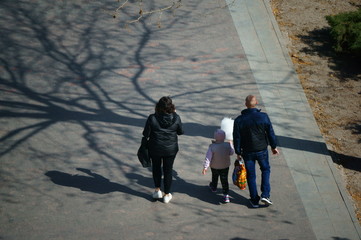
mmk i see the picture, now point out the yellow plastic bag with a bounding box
[232,160,247,190]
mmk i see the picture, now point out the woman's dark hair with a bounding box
[155,96,176,114]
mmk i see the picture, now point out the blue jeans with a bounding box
[242,149,271,201]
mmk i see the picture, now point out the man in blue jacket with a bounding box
[233,95,279,208]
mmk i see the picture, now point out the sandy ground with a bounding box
[270,0,361,224]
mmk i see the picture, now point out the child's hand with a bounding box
[202,168,207,175]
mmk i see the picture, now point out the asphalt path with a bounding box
[0,0,360,240]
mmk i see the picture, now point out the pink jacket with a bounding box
[204,141,234,170]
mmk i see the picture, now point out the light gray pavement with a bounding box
[0,0,360,240]
[227,1,361,239]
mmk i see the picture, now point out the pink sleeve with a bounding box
[204,145,213,169]
[229,142,235,155]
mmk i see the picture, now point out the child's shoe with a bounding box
[223,194,230,203]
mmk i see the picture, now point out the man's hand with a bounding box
[237,155,242,160]
[202,168,207,175]
[271,148,279,155]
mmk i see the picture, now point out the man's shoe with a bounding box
[152,190,163,199]
[163,193,172,203]
[249,199,259,208]
[261,197,273,205]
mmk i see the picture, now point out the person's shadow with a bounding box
[171,170,250,206]
[45,168,257,207]
[45,168,151,200]
[126,170,250,205]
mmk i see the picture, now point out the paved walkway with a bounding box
[0,0,360,240]
[228,1,361,239]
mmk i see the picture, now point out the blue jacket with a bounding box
[233,108,277,154]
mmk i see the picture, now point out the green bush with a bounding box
[326,9,361,56]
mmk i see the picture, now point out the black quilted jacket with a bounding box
[142,112,184,157]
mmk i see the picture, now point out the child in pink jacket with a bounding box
[202,129,235,203]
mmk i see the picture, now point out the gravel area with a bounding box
[270,0,361,224]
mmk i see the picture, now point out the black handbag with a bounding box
[137,137,151,168]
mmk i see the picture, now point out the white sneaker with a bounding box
[261,197,273,205]
[152,190,162,199]
[163,193,172,203]
[223,194,230,203]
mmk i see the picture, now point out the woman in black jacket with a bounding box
[142,96,184,203]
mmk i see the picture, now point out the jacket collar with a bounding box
[241,108,261,114]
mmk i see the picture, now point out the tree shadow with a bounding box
[345,121,361,144]
[45,168,151,200]
[183,122,218,138]
[0,0,242,161]
[277,136,329,155]
[0,0,255,210]
[329,151,361,172]
[278,135,361,172]
[0,1,150,162]
[332,237,352,240]
[297,27,361,81]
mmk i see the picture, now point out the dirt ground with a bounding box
[270,0,361,224]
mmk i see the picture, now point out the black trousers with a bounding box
[210,167,229,194]
[151,155,176,194]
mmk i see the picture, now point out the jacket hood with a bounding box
[155,113,176,128]
[214,129,226,142]
[241,108,261,115]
